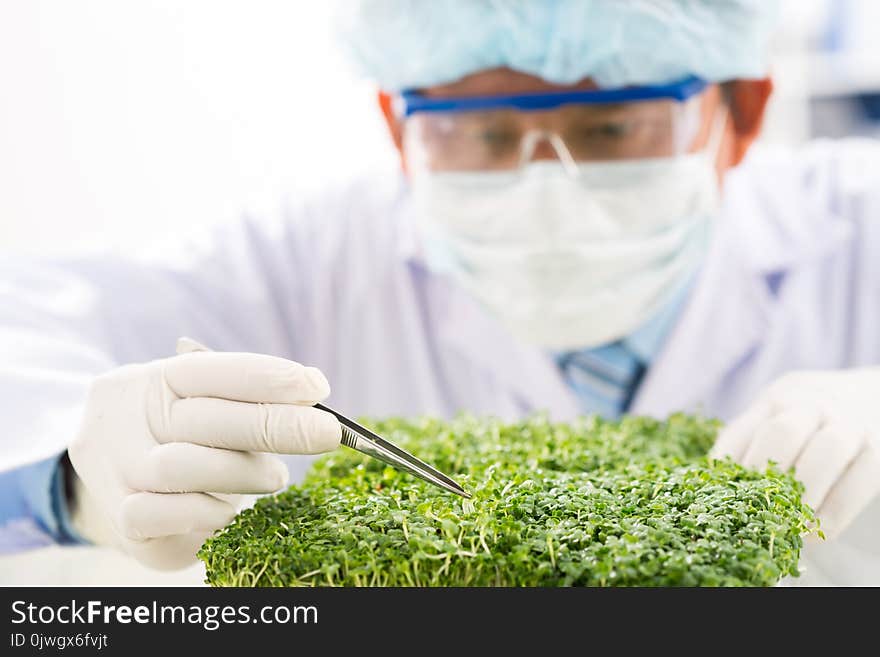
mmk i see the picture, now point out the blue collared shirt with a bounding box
[0,455,84,551]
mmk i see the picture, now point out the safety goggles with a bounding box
[397,76,710,174]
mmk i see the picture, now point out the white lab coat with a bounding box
[2,138,879,585]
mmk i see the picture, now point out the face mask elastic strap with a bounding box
[704,103,729,161]
[673,92,728,161]
[673,97,703,154]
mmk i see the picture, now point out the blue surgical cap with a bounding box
[336,0,779,91]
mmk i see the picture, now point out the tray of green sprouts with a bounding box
[199,413,817,587]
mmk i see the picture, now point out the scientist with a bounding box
[2,0,879,585]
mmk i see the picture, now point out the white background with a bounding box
[2,0,879,256]
[0,1,397,256]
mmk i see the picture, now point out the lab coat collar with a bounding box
[623,276,694,366]
[628,218,774,415]
[721,143,854,277]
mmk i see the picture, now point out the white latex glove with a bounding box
[67,337,341,570]
[711,369,880,540]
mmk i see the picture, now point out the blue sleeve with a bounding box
[0,454,87,546]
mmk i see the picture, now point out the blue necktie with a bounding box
[556,342,647,419]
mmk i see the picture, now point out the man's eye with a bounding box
[478,130,520,147]
[580,122,633,139]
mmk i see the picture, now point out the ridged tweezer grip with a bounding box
[340,425,359,449]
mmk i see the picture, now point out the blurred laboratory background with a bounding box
[1,0,879,257]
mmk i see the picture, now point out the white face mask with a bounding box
[410,133,722,350]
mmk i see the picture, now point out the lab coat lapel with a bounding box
[629,231,773,417]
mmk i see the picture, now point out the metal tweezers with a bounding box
[315,403,471,498]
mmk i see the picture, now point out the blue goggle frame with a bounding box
[399,76,708,118]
